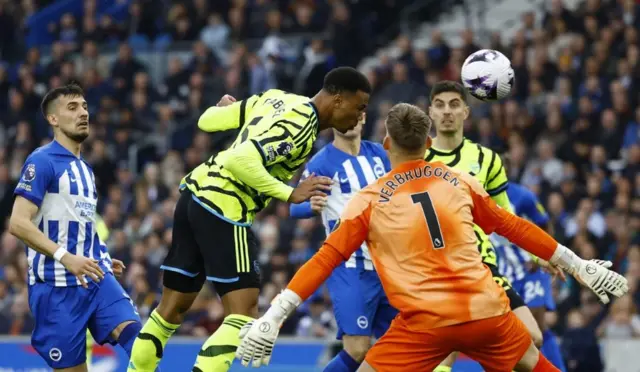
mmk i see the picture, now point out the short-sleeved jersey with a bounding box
[181,89,319,225]
[326,159,510,330]
[298,141,390,270]
[494,183,550,282]
[14,140,113,287]
[425,138,511,267]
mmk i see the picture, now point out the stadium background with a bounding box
[0,0,639,370]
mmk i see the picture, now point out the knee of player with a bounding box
[342,336,371,362]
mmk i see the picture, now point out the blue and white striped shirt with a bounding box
[292,141,390,271]
[14,140,112,287]
[493,182,550,283]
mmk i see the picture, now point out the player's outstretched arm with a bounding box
[197,93,255,132]
[467,180,628,304]
[235,194,371,367]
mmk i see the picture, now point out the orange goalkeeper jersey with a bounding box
[287,159,558,331]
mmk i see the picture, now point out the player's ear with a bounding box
[425,136,432,149]
[47,114,57,127]
[333,94,342,108]
[463,104,470,120]
[382,135,391,151]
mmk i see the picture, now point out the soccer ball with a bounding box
[461,49,514,101]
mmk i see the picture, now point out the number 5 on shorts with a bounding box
[412,192,445,249]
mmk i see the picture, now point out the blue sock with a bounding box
[118,322,142,357]
[541,329,566,372]
[324,350,360,372]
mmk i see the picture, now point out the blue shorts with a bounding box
[28,273,140,369]
[326,265,398,340]
[513,269,556,311]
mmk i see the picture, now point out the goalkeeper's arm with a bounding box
[470,186,627,303]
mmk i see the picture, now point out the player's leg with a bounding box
[129,191,206,371]
[88,272,144,361]
[517,271,566,371]
[192,205,261,371]
[324,267,376,371]
[493,267,543,348]
[433,353,457,372]
[86,330,93,370]
[28,283,93,371]
[458,312,529,372]
[364,318,452,372]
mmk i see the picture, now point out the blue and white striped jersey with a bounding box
[14,140,113,287]
[493,182,550,282]
[298,141,390,270]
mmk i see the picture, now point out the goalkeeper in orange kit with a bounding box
[235,103,628,371]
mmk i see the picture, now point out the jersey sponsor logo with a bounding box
[469,163,480,174]
[49,347,62,362]
[22,163,36,182]
[356,316,368,329]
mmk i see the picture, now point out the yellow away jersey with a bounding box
[425,138,512,267]
[181,89,319,225]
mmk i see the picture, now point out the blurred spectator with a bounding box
[0,6,636,372]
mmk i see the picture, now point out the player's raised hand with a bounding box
[60,254,105,288]
[112,259,126,278]
[310,195,328,214]
[217,94,237,107]
[236,317,280,367]
[288,173,333,204]
[573,259,628,304]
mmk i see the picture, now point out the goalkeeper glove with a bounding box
[550,245,628,304]
[236,289,301,367]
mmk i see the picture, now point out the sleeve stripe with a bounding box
[292,108,310,119]
[257,130,290,148]
[251,140,267,164]
[239,99,248,128]
[486,158,504,186]
[293,118,317,147]
[278,119,303,130]
[487,181,509,196]
[484,151,497,188]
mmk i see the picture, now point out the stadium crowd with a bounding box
[0,0,639,369]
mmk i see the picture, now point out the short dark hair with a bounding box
[41,83,84,118]
[429,80,468,103]
[385,103,431,152]
[323,67,371,95]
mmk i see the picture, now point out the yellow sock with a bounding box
[128,310,179,372]
[433,367,452,372]
[193,314,253,372]
[86,330,94,369]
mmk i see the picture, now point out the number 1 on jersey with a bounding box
[411,192,445,249]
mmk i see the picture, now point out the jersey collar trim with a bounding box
[48,140,84,159]
[306,101,320,132]
[428,137,467,156]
